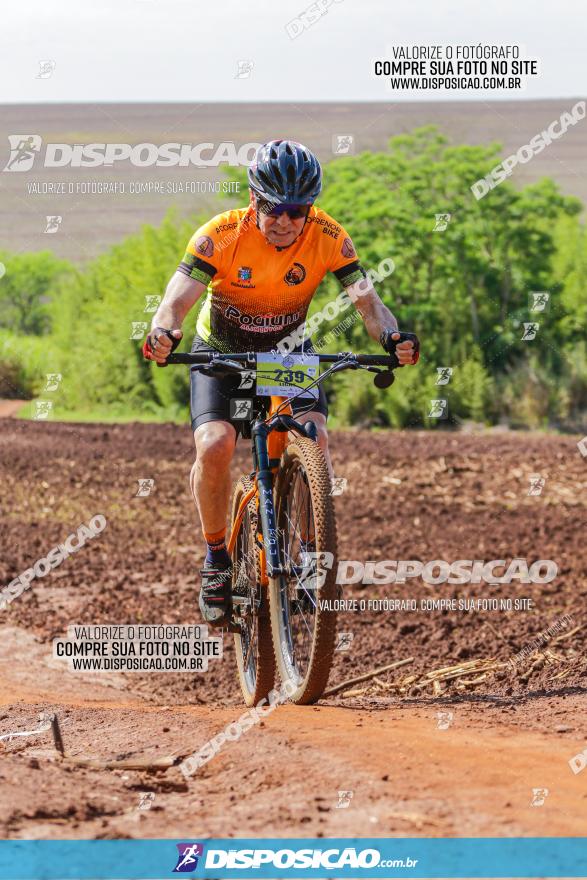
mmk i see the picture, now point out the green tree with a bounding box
[316,127,584,427]
[2,128,586,428]
[0,250,72,334]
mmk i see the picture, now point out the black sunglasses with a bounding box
[258,200,311,220]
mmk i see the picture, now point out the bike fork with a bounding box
[252,421,284,578]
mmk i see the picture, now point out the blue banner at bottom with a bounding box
[0,838,585,879]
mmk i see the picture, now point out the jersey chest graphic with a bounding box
[185,205,363,353]
[222,304,302,333]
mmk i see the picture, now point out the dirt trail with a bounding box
[0,420,585,839]
[1,627,585,840]
[0,399,27,418]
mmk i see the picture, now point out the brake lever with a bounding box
[329,361,358,374]
[210,357,243,371]
[328,353,359,375]
[199,357,245,378]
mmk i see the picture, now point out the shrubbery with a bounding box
[1,128,585,429]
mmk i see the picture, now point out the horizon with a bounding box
[0,96,584,106]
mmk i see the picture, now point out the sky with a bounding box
[0,0,585,103]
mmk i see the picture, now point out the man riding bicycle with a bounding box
[143,139,419,628]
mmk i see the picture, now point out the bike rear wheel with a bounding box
[231,476,275,706]
[269,437,338,704]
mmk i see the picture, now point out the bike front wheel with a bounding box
[269,437,338,704]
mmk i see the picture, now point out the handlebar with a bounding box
[165,348,398,405]
[166,351,397,368]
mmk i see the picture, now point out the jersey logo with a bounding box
[195,235,214,257]
[216,222,238,234]
[284,262,306,286]
[237,266,252,281]
[224,305,300,331]
[341,238,355,259]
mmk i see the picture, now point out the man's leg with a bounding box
[190,419,237,626]
[189,420,237,537]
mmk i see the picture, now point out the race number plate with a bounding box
[256,353,319,399]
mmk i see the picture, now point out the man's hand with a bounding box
[143,327,183,365]
[380,330,420,366]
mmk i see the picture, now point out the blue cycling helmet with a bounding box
[248,139,322,205]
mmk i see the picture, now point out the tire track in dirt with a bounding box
[0,624,585,839]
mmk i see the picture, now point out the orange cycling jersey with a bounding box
[178,204,365,352]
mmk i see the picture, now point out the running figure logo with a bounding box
[130,322,148,340]
[173,843,204,872]
[528,474,546,496]
[36,60,56,79]
[3,135,42,172]
[530,788,549,807]
[433,213,451,232]
[144,295,162,313]
[529,291,550,312]
[330,476,347,496]
[335,631,354,652]
[45,216,62,234]
[436,367,453,386]
[237,370,255,390]
[235,60,254,79]
[332,135,354,155]
[336,790,354,808]
[34,400,53,420]
[136,478,155,498]
[230,399,253,420]
[521,323,539,341]
[436,711,454,730]
[137,791,155,810]
[44,373,62,392]
[428,399,448,419]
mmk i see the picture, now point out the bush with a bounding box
[0,251,72,335]
[0,330,54,398]
[1,128,586,429]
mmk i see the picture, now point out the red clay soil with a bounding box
[0,419,585,839]
[0,400,27,418]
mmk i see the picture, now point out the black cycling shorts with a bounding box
[189,334,328,438]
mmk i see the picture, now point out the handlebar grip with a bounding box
[380,330,420,367]
[148,328,181,368]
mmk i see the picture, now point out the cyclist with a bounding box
[143,139,419,627]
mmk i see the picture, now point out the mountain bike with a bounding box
[167,347,399,705]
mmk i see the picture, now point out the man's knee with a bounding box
[316,426,329,453]
[194,422,236,468]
